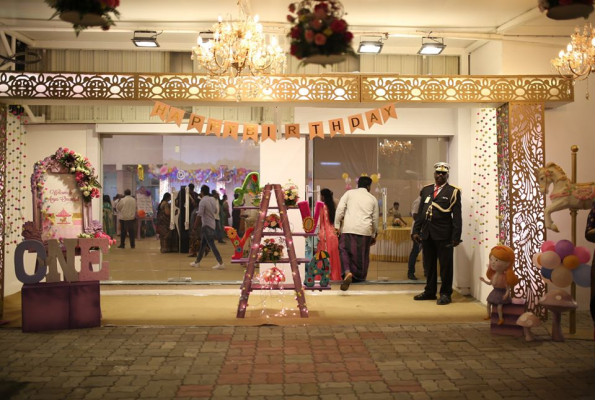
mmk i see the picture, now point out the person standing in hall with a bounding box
[190,185,225,270]
[317,188,341,281]
[117,189,137,249]
[412,162,462,305]
[406,196,422,280]
[334,176,379,291]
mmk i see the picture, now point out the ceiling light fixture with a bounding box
[358,36,384,54]
[132,31,160,48]
[379,140,413,157]
[418,36,446,55]
[552,23,595,98]
[191,8,285,76]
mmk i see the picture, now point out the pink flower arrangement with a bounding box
[287,0,355,60]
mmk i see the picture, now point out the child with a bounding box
[480,245,519,325]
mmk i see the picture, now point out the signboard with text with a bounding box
[42,174,83,240]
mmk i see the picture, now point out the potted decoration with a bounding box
[538,0,594,20]
[287,0,355,65]
[283,181,300,207]
[258,238,285,264]
[45,0,121,36]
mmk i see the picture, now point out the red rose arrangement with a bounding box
[287,0,355,60]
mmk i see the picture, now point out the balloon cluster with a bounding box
[534,240,592,288]
[341,172,380,191]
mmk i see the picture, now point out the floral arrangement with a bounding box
[287,0,355,60]
[53,147,102,202]
[259,238,285,264]
[260,266,286,287]
[538,0,593,10]
[538,0,594,19]
[264,213,282,231]
[283,182,300,206]
[45,0,121,35]
[78,231,117,247]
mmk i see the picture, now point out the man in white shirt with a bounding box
[190,185,225,270]
[334,176,379,291]
[116,189,137,249]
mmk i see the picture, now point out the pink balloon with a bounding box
[555,240,575,259]
[541,240,555,253]
[573,246,591,264]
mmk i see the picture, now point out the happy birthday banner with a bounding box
[149,101,398,142]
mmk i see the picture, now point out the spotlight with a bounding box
[132,31,160,48]
[418,37,446,55]
[358,37,384,54]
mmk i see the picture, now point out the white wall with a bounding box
[5,124,101,296]
[470,41,503,75]
[259,137,307,282]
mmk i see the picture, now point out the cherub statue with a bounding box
[480,245,520,325]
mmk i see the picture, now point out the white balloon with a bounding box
[532,252,542,267]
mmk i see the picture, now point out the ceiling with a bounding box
[0,0,594,55]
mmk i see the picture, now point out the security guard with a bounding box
[411,162,462,305]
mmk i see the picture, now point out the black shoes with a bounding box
[340,273,353,291]
[117,245,125,249]
[407,273,418,280]
[413,292,437,301]
[437,295,452,305]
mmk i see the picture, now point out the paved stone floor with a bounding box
[0,319,593,400]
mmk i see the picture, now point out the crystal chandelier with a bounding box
[551,23,595,97]
[379,140,413,156]
[191,9,286,76]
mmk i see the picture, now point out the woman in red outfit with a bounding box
[317,188,342,281]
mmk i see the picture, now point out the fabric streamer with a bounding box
[184,187,190,230]
[170,188,177,231]
[297,200,324,233]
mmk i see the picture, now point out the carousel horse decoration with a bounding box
[233,172,262,207]
[303,251,331,288]
[297,200,324,233]
[537,162,595,232]
[224,226,255,260]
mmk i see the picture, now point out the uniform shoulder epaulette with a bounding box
[422,184,433,189]
[450,184,461,191]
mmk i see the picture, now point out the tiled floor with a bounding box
[0,314,593,399]
[104,237,417,283]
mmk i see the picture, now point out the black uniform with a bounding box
[412,183,462,297]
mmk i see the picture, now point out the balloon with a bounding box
[573,246,591,264]
[554,240,575,259]
[377,173,381,179]
[341,173,348,180]
[371,174,379,183]
[345,184,352,190]
[346,178,351,184]
[540,266,552,280]
[541,240,555,253]
[137,210,146,218]
[551,267,573,288]
[572,264,591,288]
[562,255,580,270]
[540,251,561,269]
[532,252,542,267]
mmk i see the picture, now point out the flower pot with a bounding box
[59,11,106,27]
[302,54,346,66]
[546,4,594,20]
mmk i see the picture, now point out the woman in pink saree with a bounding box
[317,188,342,281]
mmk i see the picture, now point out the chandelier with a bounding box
[551,23,595,97]
[379,140,413,156]
[191,9,286,76]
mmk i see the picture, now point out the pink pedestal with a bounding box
[22,281,101,333]
[490,299,525,337]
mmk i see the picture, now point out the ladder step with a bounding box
[235,206,299,210]
[262,232,317,237]
[231,258,311,264]
[249,283,331,291]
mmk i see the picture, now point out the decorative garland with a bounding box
[147,164,253,184]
